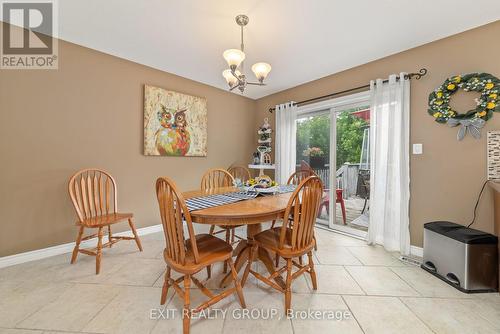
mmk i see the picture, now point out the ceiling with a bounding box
[53,1,500,98]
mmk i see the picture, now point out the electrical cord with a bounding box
[467,180,490,228]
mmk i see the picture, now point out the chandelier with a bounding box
[222,15,271,93]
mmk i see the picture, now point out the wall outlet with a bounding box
[413,143,423,155]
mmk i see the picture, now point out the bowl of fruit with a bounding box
[245,176,278,193]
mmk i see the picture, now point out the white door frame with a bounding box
[296,91,370,236]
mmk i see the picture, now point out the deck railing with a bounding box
[298,163,361,199]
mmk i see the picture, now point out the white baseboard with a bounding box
[410,245,423,258]
[0,224,163,269]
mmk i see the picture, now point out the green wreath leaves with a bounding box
[428,72,500,123]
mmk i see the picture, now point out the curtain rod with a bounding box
[268,68,428,113]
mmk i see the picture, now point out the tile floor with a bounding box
[1,225,500,334]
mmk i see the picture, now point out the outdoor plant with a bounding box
[302,147,324,157]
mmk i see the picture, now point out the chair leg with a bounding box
[206,265,211,279]
[223,229,231,274]
[230,228,236,244]
[161,266,171,305]
[209,225,216,235]
[96,227,103,275]
[307,251,318,290]
[298,256,303,265]
[183,275,191,334]
[241,244,256,287]
[275,254,280,267]
[285,258,293,312]
[107,226,113,247]
[71,226,84,264]
[313,235,318,251]
[128,218,143,251]
[340,200,347,225]
[270,220,276,228]
[228,257,246,308]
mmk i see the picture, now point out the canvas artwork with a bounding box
[144,85,207,156]
[487,131,500,180]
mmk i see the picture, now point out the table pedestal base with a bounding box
[220,224,285,289]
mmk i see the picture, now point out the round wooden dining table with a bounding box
[182,187,293,288]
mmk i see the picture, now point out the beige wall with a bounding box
[255,20,500,247]
[2,21,499,256]
[0,27,257,256]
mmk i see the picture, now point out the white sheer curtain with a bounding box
[275,102,297,184]
[368,73,411,255]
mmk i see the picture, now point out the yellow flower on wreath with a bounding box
[436,91,443,98]
[487,102,496,109]
[477,111,487,117]
[435,100,443,105]
[490,93,498,99]
[453,76,461,83]
[485,82,495,90]
[446,83,456,90]
[448,110,456,117]
[433,112,442,118]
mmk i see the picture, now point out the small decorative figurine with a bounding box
[256,117,272,164]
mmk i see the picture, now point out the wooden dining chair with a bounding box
[242,176,323,312]
[228,165,252,182]
[201,169,244,273]
[270,169,315,229]
[68,168,143,274]
[156,177,246,334]
[286,169,315,185]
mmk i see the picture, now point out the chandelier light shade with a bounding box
[222,69,240,87]
[223,49,245,69]
[251,62,272,82]
[222,14,271,93]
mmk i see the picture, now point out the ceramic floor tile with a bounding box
[465,296,500,330]
[103,258,165,286]
[346,266,419,296]
[152,262,261,293]
[390,266,471,298]
[106,239,163,259]
[291,294,363,333]
[347,246,406,266]
[401,297,499,334]
[221,291,293,334]
[17,283,121,332]
[315,246,363,265]
[151,289,227,334]
[38,254,127,284]
[2,228,497,334]
[83,286,162,334]
[315,230,368,247]
[0,281,70,328]
[0,329,42,334]
[312,265,364,295]
[344,296,433,334]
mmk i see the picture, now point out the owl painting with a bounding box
[144,85,207,156]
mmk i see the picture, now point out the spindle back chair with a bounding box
[156,177,246,334]
[68,168,142,274]
[242,176,323,312]
[228,165,252,182]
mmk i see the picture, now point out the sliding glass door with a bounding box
[296,111,331,226]
[295,92,370,237]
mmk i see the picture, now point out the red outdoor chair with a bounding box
[318,189,346,225]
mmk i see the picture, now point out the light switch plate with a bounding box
[413,143,423,155]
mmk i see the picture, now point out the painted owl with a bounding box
[155,107,191,156]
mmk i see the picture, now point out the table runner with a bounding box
[185,185,296,212]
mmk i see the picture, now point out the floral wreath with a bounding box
[428,73,499,140]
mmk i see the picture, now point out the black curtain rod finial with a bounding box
[268,68,428,113]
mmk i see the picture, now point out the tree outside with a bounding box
[296,109,368,168]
